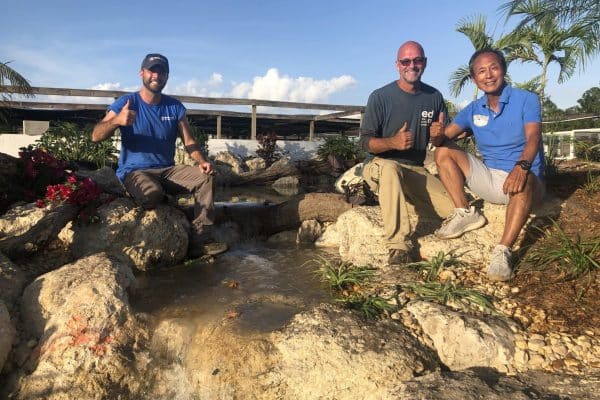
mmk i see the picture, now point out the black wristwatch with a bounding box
[515,160,532,171]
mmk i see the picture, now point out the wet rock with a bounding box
[150,318,195,363]
[314,222,340,248]
[267,230,298,243]
[271,304,439,399]
[0,300,15,373]
[296,219,322,243]
[406,301,516,372]
[57,198,189,271]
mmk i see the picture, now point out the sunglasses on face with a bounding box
[397,57,427,67]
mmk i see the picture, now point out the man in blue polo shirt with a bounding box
[430,48,545,281]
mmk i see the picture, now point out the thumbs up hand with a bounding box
[115,99,136,126]
[430,112,446,147]
[390,121,413,150]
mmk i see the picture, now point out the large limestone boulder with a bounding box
[16,253,146,399]
[215,151,247,174]
[334,195,561,267]
[270,304,440,400]
[0,203,46,239]
[58,197,190,271]
[0,202,78,259]
[0,252,26,308]
[406,301,516,373]
[0,300,16,373]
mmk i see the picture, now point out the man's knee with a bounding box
[434,145,454,165]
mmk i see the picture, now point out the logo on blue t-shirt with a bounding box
[160,116,177,122]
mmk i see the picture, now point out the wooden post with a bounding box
[251,104,257,140]
[216,115,222,139]
[309,120,315,141]
[359,111,364,128]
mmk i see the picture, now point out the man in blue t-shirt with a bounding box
[430,48,546,281]
[92,53,226,258]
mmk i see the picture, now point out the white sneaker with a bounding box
[487,245,512,281]
[435,206,487,239]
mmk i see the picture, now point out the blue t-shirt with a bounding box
[452,85,545,178]
[108,92,186,181]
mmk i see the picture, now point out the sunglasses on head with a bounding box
[397,57,427,67]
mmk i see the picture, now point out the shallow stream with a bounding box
[131,186,336,334]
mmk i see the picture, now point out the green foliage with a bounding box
[189,122,209,157]
[338,294,395,319]
[524,220,600,279]
[575,139,600,162]
[310,256,375,291]
[402,282,495,313]
[35,122,117,169]
[543,133,561,177]
[256,132,281,166]
[406,250,468,282]
[1,61,33,124]
[316,135,359,162]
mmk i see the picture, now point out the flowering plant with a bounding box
[19,146,68,201]
[37,174,107,224]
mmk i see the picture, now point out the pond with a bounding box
[131,186,338,334]
[130,242,337,333]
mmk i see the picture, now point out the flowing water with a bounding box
[130,242,337,333]
[131,186,336,333]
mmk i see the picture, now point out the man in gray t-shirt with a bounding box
[358,40,454,265]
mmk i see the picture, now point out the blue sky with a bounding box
[2,0,598,112]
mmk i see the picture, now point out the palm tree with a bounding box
[448,15,517,100]
[499,0,599,62]
[0,61,33,123]
[497,0,597,108]
[448,15,496,99]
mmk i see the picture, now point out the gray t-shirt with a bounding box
[358,80,447,166]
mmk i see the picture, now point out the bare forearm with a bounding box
[92,119,119,142]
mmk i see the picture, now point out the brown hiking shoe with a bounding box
[388,249,413,266]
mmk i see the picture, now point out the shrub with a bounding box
[256,132,281,166]
[18,146,68,201]
[189,122,209,157]
[316,135,359,162]
[35,121,117,169]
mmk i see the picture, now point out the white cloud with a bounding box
[230,68,356,103]
[208,73,223,87]
[91,82,123,91]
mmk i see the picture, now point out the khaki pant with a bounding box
[362,157,453,251]
[124,165,214,235]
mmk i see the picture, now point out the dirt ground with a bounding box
[512,160,600,336]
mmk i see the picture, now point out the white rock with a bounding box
[406,301,516,371]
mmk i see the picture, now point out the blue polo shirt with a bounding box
[109,92,186,182]
[453,85,544,178]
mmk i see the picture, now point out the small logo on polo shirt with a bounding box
[161,116,176,122]
[473,114,489,127]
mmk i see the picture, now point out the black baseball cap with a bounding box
[141,53,169,73]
